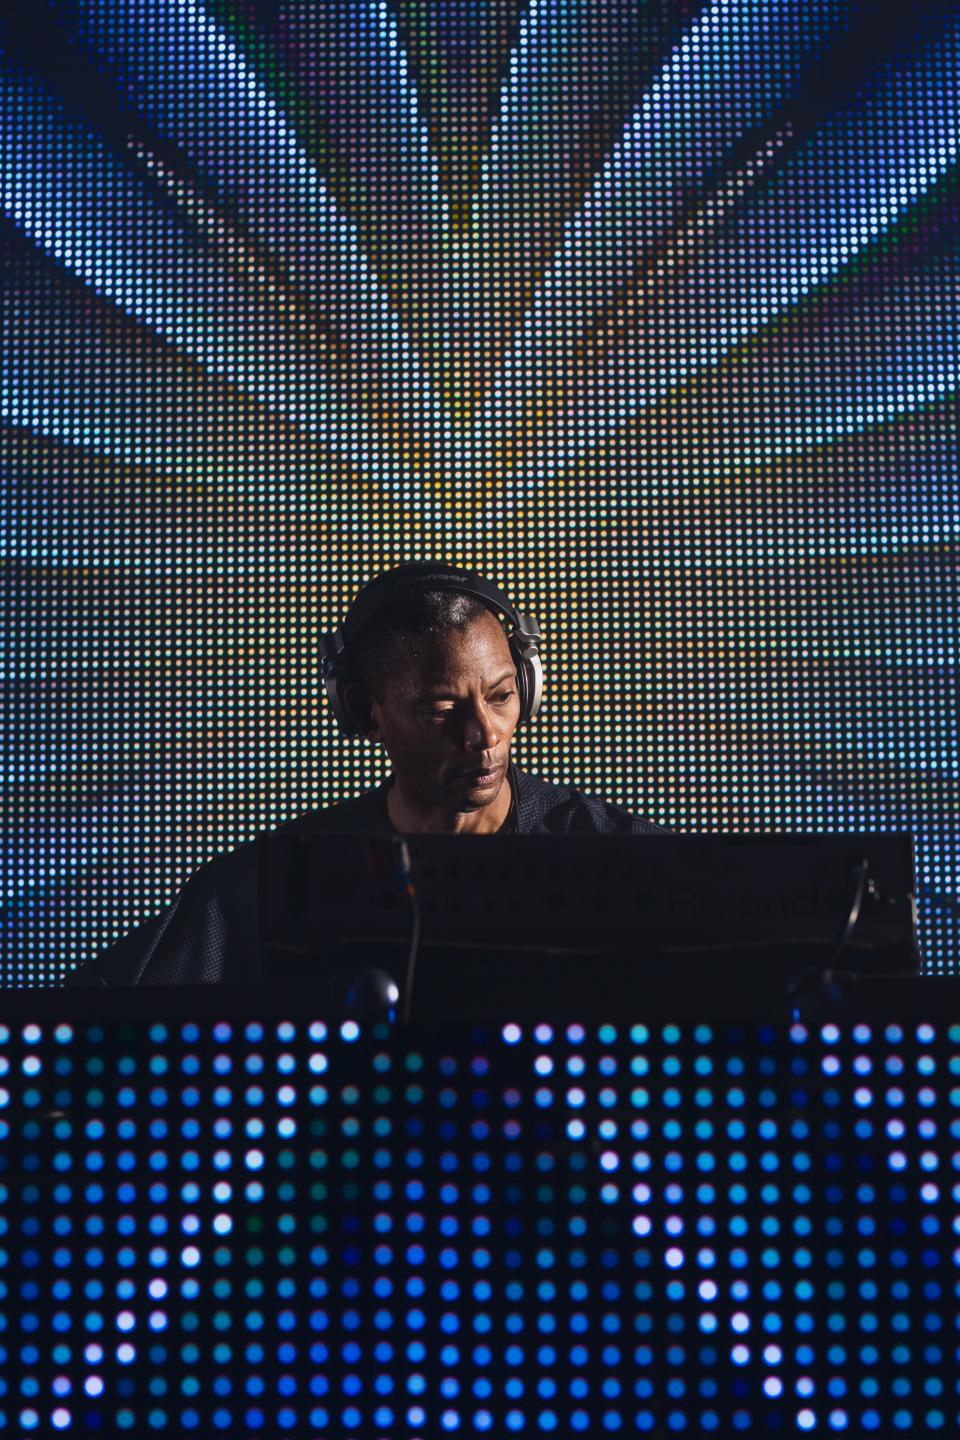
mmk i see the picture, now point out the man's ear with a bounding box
[343,680,381,743]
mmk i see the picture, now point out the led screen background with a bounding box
[3,1000,960,1435]
[1,0,958,983]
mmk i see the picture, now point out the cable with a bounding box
[785,858,873,1006]
[391,835,421,1024]
[830,858,872,965]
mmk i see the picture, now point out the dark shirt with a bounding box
[65,760,667,986]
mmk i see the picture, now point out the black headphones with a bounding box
[318,561,544,738]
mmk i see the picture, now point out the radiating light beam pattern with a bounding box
[68,0,455,474]
[470,0,850,474]
[0,0,957,981]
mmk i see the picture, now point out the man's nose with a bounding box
[463,701,502,751]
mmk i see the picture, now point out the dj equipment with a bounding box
[318,561,544,737]
[258,829,921,1021]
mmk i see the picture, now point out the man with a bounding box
[67,564,666,985]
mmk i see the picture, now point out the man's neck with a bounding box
[386,770,514,834]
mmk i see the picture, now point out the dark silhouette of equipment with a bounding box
[258,830,920,1021]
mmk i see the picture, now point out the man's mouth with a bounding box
[459,764,503,786]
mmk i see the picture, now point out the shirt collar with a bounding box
[379,757,523,833]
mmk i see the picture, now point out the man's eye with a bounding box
[426,691,514,718]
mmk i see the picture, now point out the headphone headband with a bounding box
[319,562,544,738]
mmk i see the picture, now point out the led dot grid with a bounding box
[2,1011,959,1434]
[1,3,957,982]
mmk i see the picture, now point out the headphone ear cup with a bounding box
[509,632,543,725]
[509,635,535,724]
[323,662,358,737]
[510,638,526,722]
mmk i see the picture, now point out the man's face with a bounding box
[348,611,521,814]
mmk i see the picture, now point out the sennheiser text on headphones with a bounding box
[318,562,544,738]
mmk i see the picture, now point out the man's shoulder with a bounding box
[164,781,391,898]
[272,780,392,835]
[513,765,669,834]
[68,784,393,986]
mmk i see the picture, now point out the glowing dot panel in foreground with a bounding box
[0,1013,956,1433]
